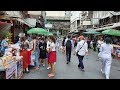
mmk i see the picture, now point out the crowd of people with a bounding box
[0,33,116,79]
[61,35,114,79]
[0,34,57,78]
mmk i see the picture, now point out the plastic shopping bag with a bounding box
[30,54,35,66]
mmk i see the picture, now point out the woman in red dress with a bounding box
[48,36,57,77]
[20,36,30,73]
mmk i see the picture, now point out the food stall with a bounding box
[102,29,120,60]
[0,43,23,79]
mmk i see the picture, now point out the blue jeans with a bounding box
[78,55,84,69]
[34,51,40,67]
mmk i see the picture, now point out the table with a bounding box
[16,59,23,79]
[0,63,17,79]
[0,57,23,79]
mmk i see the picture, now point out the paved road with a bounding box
[22,48,120,79]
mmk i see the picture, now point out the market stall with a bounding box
[0,43,23,79]
[102,29,120,60]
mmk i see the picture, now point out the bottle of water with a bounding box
[85,56,88,60]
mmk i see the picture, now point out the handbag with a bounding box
[76,41,85,56]
[98,52,102,58]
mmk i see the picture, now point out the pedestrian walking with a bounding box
[62,37,66,53]
[92,38,97,51]
[48,36,57,77]
[75,35,88,71]
[64,35,74,64]
[97,38,104,60]
[100,37,113,79]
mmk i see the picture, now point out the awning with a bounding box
[94,22,120,31]
[83,30,101,34]
[17,18,36,27]
[102,29,120,36]
[0,21,12,31]
[0,21,9,25]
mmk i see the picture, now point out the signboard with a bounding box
[28,11,41,15]
[83,21,91,25]
[45,23,52,28]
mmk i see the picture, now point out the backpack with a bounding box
[66,39,72,48]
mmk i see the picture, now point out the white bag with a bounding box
[98,52,102,58]
[30,54,35,66]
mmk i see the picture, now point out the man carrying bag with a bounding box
[75,36,88,71]
[64,35,74,64]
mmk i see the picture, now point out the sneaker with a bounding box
[81,68,85,72]
[79,67,85,72]
[78,64,80,68]
[43,64,45,67]
[106,75,109,79]
[66,61,69,64]
[101,69,105,74]
[47,67,51,70]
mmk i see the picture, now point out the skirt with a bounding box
[20,50,31,69]
[40,50,47,59]
[48,51,56,63]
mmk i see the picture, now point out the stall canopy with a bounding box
[102,29,120,36]
[83,30,101,34]
[17,18,36,27]
[27,28,48,34]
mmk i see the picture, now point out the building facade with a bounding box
[70,11,82,32]
[91,11,120,31]
[0,11,46,43]
[46,16,70,36]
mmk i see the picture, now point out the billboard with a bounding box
[45,23,52,28]
[83,21,91,25]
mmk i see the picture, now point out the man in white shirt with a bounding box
[75,35,88,71]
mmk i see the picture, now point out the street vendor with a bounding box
[0,36,9,54]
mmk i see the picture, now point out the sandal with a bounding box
[34,67,39,70]
[48,73,55,77]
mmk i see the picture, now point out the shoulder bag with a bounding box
[76,41,85,56]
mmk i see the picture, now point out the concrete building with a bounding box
[65,11,71,17]
[70,11,82,32]
[46,11,65,17]
[92,11,120,31]
[0,11,46,42]
[45,16,70,36]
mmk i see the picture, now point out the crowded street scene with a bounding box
[0,11,120,79]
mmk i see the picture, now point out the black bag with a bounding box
[76,51,79,56]
[66,40,72,48]
[76,41,85,56]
